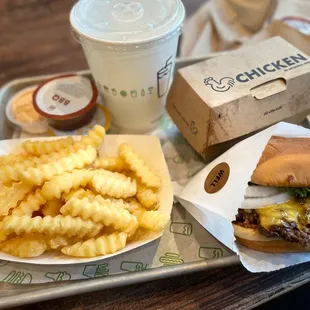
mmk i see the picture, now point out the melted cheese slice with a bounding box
[256,199,310,230]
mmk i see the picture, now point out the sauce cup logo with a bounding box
[204,77,235,92]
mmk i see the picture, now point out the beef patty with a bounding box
[233,209,310,247]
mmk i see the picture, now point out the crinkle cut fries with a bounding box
[0,125,169,258]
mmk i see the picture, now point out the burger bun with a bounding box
[233,223,310,253]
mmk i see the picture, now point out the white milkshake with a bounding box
[70,0,185,133]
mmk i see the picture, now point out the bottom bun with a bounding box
[233,223,310,253]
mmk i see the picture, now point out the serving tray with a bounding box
[0,54,239,309]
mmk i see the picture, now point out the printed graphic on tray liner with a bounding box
[3,271,32,284]
[199,247,224,259]
[83,264,109,278]
[166,147,201,165]
[120,261,148,272]
[159,253,184,266]
[0,260,10,267]
[45,271,71,282]
[170,222,193,236]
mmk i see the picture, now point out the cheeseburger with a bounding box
[233,136,310,253]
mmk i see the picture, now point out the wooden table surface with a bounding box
[2,1,310,309]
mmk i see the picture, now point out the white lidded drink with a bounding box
[70,0,185,133]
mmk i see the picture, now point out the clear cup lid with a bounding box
[70,0,185,45]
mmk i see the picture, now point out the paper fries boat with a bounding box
[0,135,173,265]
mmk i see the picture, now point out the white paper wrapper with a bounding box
[176,122,310,272]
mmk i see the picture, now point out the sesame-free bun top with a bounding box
[251,136,310,187]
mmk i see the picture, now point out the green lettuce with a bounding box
[284,187,310,198]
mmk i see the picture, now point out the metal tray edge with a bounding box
[0,256,240,309]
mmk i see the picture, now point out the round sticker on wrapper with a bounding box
[204,163,230,194]
[33,75,98,120]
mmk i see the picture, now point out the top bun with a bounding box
[251,136,310,187]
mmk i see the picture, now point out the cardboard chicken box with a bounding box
[167,37,310,161]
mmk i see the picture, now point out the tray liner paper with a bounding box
[0,115,233,284]
[177,122,310,272]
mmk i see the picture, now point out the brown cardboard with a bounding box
[167,37,310,161]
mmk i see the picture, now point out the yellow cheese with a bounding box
[12,88,43,123]
[257,199,310,230]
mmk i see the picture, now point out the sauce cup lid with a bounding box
[33,74,98,121]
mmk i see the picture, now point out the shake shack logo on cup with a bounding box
[204,162,230,194]
[96,83,155,99]
[157,56,173,98]
[204,53,309,92]
[96,54,174,100]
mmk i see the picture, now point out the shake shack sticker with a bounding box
[204,162,230,194]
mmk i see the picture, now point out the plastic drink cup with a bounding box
[70,0,185,133]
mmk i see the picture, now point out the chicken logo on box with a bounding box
[204,77,235,92]
[204,53,309,92]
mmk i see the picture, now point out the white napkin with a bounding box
[180,0,276,56]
